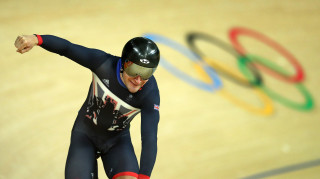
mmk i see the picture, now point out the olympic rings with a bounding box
[186,30,313,111]
[186,32,273,115]
[142,27,314,114]
[229,27,304,83]
[143,33,222,92]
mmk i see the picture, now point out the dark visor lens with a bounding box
[124,62,156,80]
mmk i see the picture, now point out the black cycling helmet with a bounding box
[121,37,160,80]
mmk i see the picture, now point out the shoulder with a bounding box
[92,49,116,60]
[144,76,160,95]
[92,51,120,71]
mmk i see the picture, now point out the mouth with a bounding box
[129,80,139,86]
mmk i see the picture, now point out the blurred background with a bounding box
[1,0,320,178]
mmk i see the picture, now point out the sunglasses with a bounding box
[124,61,156,80]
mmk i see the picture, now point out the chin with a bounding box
[127,85,140,93]
[125,81,140,93]
[128,88,139,93]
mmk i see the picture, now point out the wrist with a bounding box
[33,34,43,45]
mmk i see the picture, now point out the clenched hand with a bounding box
[14,35,38,54]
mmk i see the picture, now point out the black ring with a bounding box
[186,32,263,87]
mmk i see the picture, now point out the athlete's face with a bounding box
[121,71,149,93]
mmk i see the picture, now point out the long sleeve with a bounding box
[139,87,160,178]
[38,35,107,71]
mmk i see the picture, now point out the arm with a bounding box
[14,34,106,70]
[139,89,160,179]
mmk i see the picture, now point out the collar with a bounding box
[116,59,127,88]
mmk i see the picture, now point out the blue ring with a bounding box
[143,33,222,92]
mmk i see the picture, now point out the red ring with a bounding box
[229,27,304,83]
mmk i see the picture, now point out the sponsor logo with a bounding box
[140,59,150,64]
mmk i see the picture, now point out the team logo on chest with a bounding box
[85,73,141,131]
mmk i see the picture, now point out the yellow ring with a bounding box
[195,57,274,115]
[203,57,251,85]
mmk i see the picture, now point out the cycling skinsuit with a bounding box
[36,35,160,179]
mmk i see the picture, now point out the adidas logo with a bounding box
[102,79,109,87]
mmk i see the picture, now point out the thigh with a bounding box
[65,130,98,179]
[101,133,139,179]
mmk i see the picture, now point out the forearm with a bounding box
[15,34,107,70]
[139,97,160,178]
[37,35,105,70]
[139,135,158,178]
[37,35,73,56]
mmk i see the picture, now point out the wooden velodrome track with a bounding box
[1,0,320,178]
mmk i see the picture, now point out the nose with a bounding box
[133,76,142,83]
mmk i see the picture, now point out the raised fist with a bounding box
[14,35,38,54]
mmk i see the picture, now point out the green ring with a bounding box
[238,55,314,111]
[247,54,292,76]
